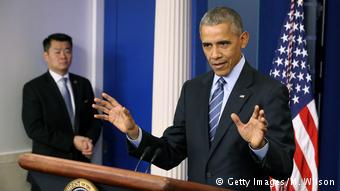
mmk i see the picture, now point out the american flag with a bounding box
[269,0,319,191]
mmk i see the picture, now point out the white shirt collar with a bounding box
[49,70,70,83]
[212,55,245,89]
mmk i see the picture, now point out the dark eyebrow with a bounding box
[202,42,212,46]
[217,40,231,45]
[52,48,71,51]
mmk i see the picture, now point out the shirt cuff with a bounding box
[249,138,269,161]
[126,126,142,148]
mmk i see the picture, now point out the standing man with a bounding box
[93,7,295,191]
[22,33,101,191]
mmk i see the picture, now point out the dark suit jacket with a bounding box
[128,63,295,191]
[22,71,101,162]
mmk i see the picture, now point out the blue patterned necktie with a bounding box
[209,77,226,142]
[61,77,74,128]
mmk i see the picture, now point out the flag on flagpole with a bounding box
[269,0,319,191]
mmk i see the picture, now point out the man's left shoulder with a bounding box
[69,73,91,84]
[248,66,283,88]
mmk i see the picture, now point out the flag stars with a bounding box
[278,46,286,55]
[288,12,294,20]
[301,49,308,57]
[299,24,305,32]
[287,83,293,92]
[284,22,291,31]
[287,46,293,55]
[292,95,299,104]
[292,59,299,68]
[271,3,314,104]
[295,84,301,93]
[297,72,304,81]
[275,57,283,66]
[294,11,302,19]
[303,85,310,94]
[292,22,299,31]
[306,73,312,82]
[272,69,280,78]
[289,72,296,80]
[281,33,289,42]
[294,48,302,57]
[297,35,303,45]
[285,59,290,66]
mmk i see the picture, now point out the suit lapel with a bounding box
[199,72,215,155]
[45,72,68,108]
[208,63,254,158]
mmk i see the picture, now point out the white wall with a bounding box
[0,1,103,189]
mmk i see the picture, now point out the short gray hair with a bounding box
[200,7,244,35]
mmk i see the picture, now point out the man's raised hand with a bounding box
[92,93,139,139]
[231,105,268,149]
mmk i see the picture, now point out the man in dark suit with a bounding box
[22,33,101,191]
[92,7,295,191]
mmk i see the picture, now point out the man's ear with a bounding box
[43,51,49,62]
[240,31,249,48]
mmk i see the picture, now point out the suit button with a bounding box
[206,172,212,178]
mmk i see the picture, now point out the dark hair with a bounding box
[200,7,244,35]
[43,33,73,52]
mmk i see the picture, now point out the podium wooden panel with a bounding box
[19,153,229,191]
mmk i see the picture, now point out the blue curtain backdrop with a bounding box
[191,0,208,77]
[319,0,340,190]
[103,0,155,171]
[258,1,289,74]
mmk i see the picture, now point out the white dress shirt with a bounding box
[49,70,75,114]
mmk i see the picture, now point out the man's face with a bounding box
[44,40,72,75]
[200,22,249,76]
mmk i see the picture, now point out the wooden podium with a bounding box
[19,153,229,191]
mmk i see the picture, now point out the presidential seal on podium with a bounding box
[64,178,98,191]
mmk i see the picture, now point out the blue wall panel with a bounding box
[319,0,340,190]
[191,0,208,77]
[103,0,155,171]
[258,0,289,74]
